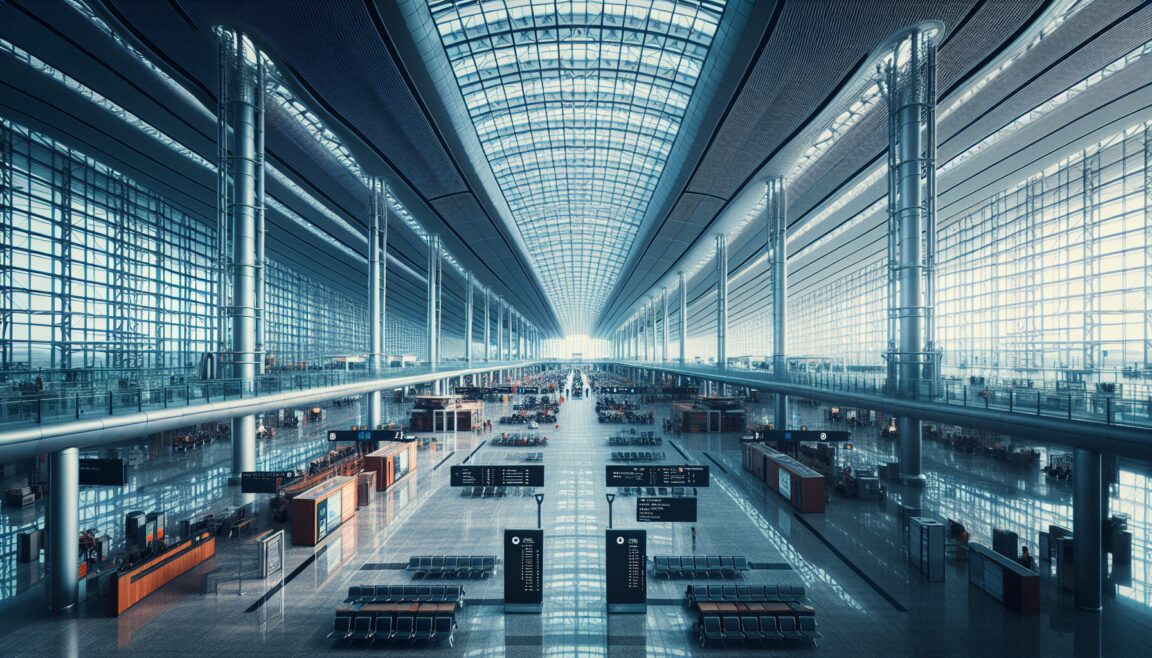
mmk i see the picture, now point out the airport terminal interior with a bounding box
[1,0,1151,655]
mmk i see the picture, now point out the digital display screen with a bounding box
[450,465,545,487]
[240,471,296,494]
[78,458,128,486]
[752,429,851,442]
[636,497,697,523]
[606,530,646,608]
[605,465,710,487]
[504,529,543,607]
[328,429,407,442]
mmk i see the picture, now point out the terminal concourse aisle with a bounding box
[1,393,1150,655]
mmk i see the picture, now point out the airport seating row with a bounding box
[523,452,544,462]
[685,584,807,605]
[407,556,496,579]
[607,435,662,446]
[460,486,509,498]
[654,556,749,579]
[610,450,666,462]
[490,435,548,447]
[698,614,821,647]
[614,486,695,497]
[329,612,456,647]
[344,585,464,605]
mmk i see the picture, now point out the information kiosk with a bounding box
[504,529,543,613]
[606,529,646,613]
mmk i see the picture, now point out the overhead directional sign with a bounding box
[637,497,697,523]
[747,430,852,443]
[241,471,297,494]
[327,429,408,442]
[450,465,545,487]
[605,465,709,488]
[78,458,128,486]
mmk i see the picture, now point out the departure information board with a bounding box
[450,465,545,487]
[504,529,543,612]
[240,471,296,494]
[606,529,647,612]
[636,497,697,523]
[599,386,639,394]
[605,465,710,487]
[748,430,851,443]
[78,458,128,486]
[328,429,408,442]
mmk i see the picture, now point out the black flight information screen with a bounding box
[606,529,647,611]
[636,497,698,523]
[450,465,545,487]
[504,529,543,611]
[605,465,710,487]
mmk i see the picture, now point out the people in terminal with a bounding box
[1018,546,1035,571]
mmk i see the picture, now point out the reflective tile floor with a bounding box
[1,387,1150,656]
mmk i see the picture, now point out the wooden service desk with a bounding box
[112,530,216,615]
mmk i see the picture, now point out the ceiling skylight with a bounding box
[427,0,727,334]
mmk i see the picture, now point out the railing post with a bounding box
[37,396,43,424]
[1068,395,1072,420]
[963,386,967,406]
[138,390,143,412]
[75,395,80,419]
[1036,392,1041,416]
[1009,390,1013,413]
[107,391,113,415]
[1106,397,1112,425]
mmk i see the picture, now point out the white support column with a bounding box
[484,288,491,363]
[47,447,78,613]
[465,274,474,366]
[767,176,788,429]
[678,271,687,365]
[715,234,727,371]
[428,235,441,394]
[367,178,387,428]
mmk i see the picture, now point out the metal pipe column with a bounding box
[253,59,266,376]
[367,179,386,428]
[678,271,687,365]
[661,287,669,362]
[768,176,788,429]
[47,447,78,612]
[465,274,474,367]
[716,234,727,371]
[1074,448,1103,612]
[891,30,931,486]
[427,235,440,394]
[650,298,658,362]
[484,289,491,363]
[226,34,260,479]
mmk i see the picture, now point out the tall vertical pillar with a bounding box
[649,298,658,362]
[484,288,491,363]
[506,305,513,360]
[253,59,266,376]
[882,28,936,487]
[465,274,474,366]
[47,447,78,613]
[1074,448,1103,612]
[678,271,687,365]
[223,32,261,479]
[767,177,788,429]
[661,287,669,362]
[427,235,441,394]
[366,179,388,428]
[715,234,727,372]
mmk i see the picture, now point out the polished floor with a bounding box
[1,384,1150,656]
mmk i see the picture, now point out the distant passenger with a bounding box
[1018,546,1035,571]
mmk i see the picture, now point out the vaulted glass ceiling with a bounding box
[427,0,727,334]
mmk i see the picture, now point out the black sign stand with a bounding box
[535,493,545,530]
[606,529,646,613]
[504,529,543,614]
[605,493,616,529]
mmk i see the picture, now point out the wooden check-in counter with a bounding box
[362,442,417,492]
[112,530,216,615]
[290,476,357,546]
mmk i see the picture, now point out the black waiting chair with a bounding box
[741,616,765,643]
[799,616,823,642]
[699,616,725,646]
[778,615,803,642]
[393,616,416,642]
[434,616,455,647]
[759,616,784,642]
[375,615,394,642]
[348,615,374,641]
[327,616,353,641]
[722,616,745,643]
[413,615,435,642]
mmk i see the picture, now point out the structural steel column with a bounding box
[367,179,387,428]
[768,176,788,429]
[661,287,669,362]
[484,288,491,363]
[47,447,78,613]
[650,298,658,362]
[465,274,474,366]
[1074,448,1103,612]
[253,59,266,376]
[715,234,727,371]
[427,235,440,394]
[678,271,687,365]
[497,299,505,361]
[884,29,935,486]
[225,33,260,479]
